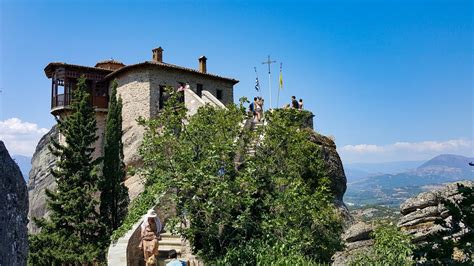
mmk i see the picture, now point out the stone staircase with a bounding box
[245,119,265,157]
[157,232,183,255]
[156,231,202,266]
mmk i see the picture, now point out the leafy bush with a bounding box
[350,224,414,266]
[216,239,329,266]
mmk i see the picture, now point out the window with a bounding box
[197,84,203,97]
[159,85,167,109]
[216,89,223,100]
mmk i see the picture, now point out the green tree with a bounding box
[112,98,343,264]
[29,77,105,265]
[244,108,343,262]
[99,80,129,239]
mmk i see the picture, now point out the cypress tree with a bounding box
[29,76,105,265]
[99,80,129,238]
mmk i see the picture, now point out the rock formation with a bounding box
[398,180,472,242]
[398,180,473,262]
[27,125,58,233]
[332,222,374,265]
[332,181,473,265]
[0,141,29,266]
[308,129,353,224]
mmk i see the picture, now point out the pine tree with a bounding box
[29,76,105,265]
[99,80,129,238]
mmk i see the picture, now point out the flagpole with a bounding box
[268,70,272,109]
[262,55,276,110]
[277,62,282,109]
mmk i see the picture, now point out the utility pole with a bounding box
[262,55,276,109]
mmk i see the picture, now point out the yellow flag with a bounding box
[279,68,283,90]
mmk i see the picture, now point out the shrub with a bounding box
[350,224,414,266]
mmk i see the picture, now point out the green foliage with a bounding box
[350,224,414,266]
[113,93,343,263]
[248,108,343,262]
[266,108,313,128]
[414,183,473,264]
[99,80,129,240]
[216,239,330,266]
[28,77,105,265]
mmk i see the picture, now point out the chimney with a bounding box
[198,56,207,73]
[152,47,163,62]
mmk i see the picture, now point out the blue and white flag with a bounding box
[255,77,260,92]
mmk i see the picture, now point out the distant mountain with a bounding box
[344,168,373,182]
[11,155,32,181]
[419,154,473,169]
[345,160,424,175]
[345,154,474,207]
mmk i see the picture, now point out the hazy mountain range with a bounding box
[12,155,32,181]
[344,154,474,207]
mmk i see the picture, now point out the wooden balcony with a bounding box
[51,93,108,114]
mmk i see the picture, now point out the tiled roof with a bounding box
[44,62,113,78]
[105,61,239,84]
[95,59,125,67]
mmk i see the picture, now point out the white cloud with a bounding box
[0,118,49,156]
[341,144,384,153]
[339,139,474,163]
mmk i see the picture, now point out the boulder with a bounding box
[343,222,373,242]
[0,141,28,266]
[332,222,375,265]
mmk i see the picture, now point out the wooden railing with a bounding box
[51,94,108,110]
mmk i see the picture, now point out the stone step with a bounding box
[160,232,181,238]
[159,238,182,245]
[158,245,182,253]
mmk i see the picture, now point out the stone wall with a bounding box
[114,69,151,169]
[147,67,234,112]
[0,141,28,266]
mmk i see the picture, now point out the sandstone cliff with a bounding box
[308,129,353,224]
[0,141,28,266]
[27,124,146,234]
[27,125,58,233]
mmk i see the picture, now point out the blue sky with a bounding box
[0,0,472,163]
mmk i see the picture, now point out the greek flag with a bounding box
[255,77,260,92]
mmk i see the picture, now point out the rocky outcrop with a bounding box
[27,125,58,233]
[398,180,473,244]
[332,222,374,265]
[308,130,353,225]
[0,141,28,266]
